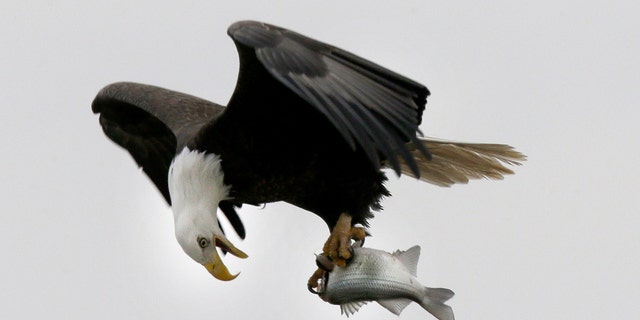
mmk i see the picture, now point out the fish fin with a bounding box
[377,298,413,315]
[419,287,455,320]
[340,300,368,317]
[393,245,421,276]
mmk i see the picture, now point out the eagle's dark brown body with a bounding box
[194,55,390,228]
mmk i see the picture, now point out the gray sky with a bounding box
[2,1,638,319]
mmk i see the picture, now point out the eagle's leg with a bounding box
[308,213,367,291]
[322,213,366,266]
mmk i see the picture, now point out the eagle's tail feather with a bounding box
[398,138,526,187]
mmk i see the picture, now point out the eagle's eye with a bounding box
[197,236,210,249]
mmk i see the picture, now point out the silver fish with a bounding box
[315,245,455,319]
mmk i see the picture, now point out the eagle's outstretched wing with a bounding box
[227,20,430,176]
[91,82,246,239]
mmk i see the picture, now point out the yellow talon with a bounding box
[322,213,367,263]
[309,213,368,293]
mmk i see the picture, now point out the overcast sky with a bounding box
[2,1,638,319]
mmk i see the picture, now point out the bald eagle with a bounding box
[92,20,524,284]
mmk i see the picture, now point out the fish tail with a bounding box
[419,287,455,320]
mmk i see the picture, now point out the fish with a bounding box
[314,244,455,319]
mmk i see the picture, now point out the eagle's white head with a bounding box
[168,148,247,280]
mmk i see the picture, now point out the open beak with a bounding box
[204,235,248,281]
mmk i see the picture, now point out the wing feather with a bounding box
[92,82,246,239]
[228,20,429,176]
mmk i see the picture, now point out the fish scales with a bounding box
[326,252,423,303]
[327,278,422,303]
[316,245,455,320]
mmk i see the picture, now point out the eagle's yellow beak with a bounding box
[204,236,248,281]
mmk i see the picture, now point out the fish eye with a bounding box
[197,236,210,249]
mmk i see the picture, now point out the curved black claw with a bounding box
[353,237,365,248]
[347,245,355,261]
[308,284,319,295]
